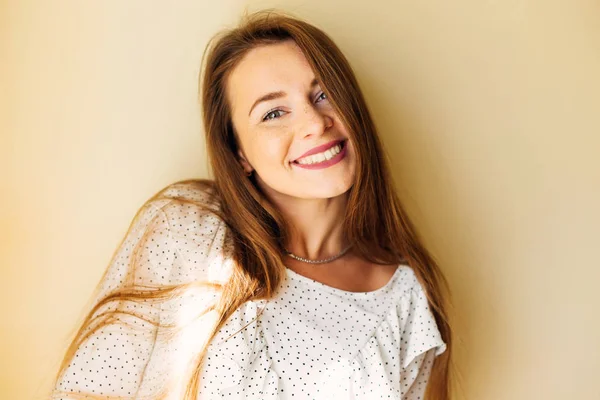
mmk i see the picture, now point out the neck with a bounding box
[268,192,350,261]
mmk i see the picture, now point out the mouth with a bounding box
[292,139,347,164]
[290,139,347,170]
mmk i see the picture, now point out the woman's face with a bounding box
[226,39,356,200]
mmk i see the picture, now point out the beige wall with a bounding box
[2,1,599,399]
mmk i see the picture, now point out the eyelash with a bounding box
[262,92,328,122]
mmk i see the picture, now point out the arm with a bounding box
[51,200,177,399]
[51,184,228,399]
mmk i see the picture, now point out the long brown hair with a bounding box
[52,8,454,400]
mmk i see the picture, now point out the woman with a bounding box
[51,9,453,400]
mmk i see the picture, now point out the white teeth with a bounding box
[296,143,342,165]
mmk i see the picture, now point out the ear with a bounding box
[237,148,253,174]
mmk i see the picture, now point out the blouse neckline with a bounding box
[284,264,404,296]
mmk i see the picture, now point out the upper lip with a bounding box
[294,139,345,161]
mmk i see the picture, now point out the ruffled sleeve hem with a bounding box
[397,279,447,369]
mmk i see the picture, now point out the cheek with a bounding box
[255,135,292,167]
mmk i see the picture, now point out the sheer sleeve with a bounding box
[51,182,232,400]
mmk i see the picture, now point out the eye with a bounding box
[261,92,328,122]
[316,91,327,102]
[262,109,285,122]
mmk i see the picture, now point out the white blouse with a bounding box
[52,181,446,400]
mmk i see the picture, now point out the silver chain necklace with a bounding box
[283,243,353,264]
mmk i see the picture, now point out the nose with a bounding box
[298,103,334,139]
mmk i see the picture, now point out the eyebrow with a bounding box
[248,78,319,117]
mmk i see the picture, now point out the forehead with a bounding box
[226,40,315,113]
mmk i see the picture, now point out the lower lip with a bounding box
[292,141,347,170]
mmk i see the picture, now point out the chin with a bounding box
[308,178,354,199]
[256,170,355,200]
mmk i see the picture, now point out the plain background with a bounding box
[2,1,599,399]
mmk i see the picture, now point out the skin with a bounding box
[226,39,397,291]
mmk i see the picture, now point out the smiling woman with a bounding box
[51,8,453,400]
[228,38,356,199]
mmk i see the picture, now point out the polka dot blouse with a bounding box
[52,181,447,400]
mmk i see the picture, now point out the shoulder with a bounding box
[140,179,225,239]
[146,179,221,212]
[395,264,436,320]
[125,179,221,236]
[152,179,233,280]
[395,264,425,297]
[158,179,220,202]
[116,179,231,288]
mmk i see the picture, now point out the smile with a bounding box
[292,140,347,170]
